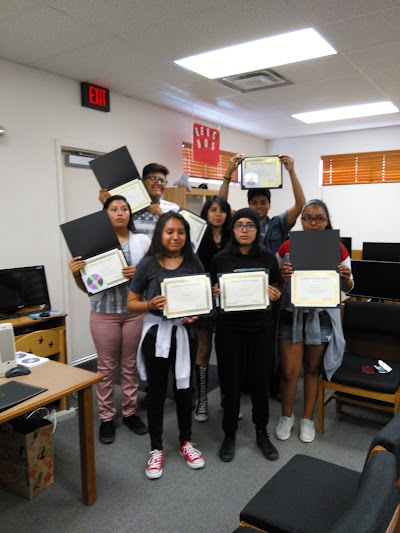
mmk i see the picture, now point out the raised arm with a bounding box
[279,155,306,227]
[218,153,245,204]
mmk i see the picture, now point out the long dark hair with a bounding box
[200,195,232,241]
[301,199,333,229]
[103,195,137,232]
[146,211,196,261]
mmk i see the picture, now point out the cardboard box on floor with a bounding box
[0,418,54,499]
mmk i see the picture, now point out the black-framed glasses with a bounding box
[301,215,327,224]
[145,176,168,184]
[233,222,257,231]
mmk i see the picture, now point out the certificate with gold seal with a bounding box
[239,156,282,190]
[161,274,213,319]
[291,270,340,307]
[220,271,270,312]
[109,179,151,213]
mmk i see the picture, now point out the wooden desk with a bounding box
[0,361,103,505]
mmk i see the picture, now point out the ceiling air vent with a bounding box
[217,68,292,93]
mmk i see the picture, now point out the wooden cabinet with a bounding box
[163,187,218,210]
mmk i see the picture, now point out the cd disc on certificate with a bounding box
[86,273,104,290]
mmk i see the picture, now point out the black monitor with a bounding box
[0,265,51,316]
[340,237,352,256]
[348,260,400,302]
[362,242,400,262]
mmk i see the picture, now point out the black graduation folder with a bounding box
[0,381,47,412]
[89,146,140,189]
[60,210,121,260]
[290,230,340,271]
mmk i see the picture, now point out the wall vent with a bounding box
[217,68,292,93]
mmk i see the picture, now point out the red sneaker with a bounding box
[179,441,205,469]
[146,449,164,479]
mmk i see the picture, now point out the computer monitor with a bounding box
[0,265,51,316]
[362,242,400,262]
[348,260,400,302]
[340,237,352,256]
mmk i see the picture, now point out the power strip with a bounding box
[45,407,77,424]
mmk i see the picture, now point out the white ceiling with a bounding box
[2,0,400,139]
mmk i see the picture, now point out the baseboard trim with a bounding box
[71,353,97,367]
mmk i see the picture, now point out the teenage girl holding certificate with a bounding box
[275,199,353,444]
[69,195,150,445]
[126,211,205,480]
[210,208,281,463]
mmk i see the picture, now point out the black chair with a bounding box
[318,300,400,434]
[238,451,399,533]
[236,412,400,533]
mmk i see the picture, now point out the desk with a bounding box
[0,361,103,505]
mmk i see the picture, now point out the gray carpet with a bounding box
[0,377,391,533]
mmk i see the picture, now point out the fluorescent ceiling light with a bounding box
[174,28,336,79]
[292,101,399,123]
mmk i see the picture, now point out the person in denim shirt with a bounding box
[219,155,305,253]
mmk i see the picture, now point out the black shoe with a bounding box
[256,431,279,461]
[219,435,236,462]
[123,414,148,435]
[99,420,115,444]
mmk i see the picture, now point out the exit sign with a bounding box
[81,82,110,112]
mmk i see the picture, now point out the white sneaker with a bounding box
[146,449,164,479]
[300,419,316,443]
[275,415,295,440]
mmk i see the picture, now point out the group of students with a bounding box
[68,154,353,480]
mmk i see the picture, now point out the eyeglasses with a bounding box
[233,222,257,231]
[301,215,327,224]
[145,176,168,184]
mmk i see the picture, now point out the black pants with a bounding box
[142,325,195,450]
[215,324,273,436]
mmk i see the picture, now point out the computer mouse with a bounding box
[39,311,50,317]
[5,366,31,378]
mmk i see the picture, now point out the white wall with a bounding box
[266,128,400,249]
[0,59,267,321]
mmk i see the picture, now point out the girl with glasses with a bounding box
[210,208,282,463]
[275,199,353,444]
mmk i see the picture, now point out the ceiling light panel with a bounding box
[292,101,399,123]
[174,28,336,79]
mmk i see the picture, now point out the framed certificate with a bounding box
[179,209,207,253]
[219,270,270,312]
[291,270,340,307]
[109,179,151,214]
[239,156,282,190]
[161,274,213,319]
[80,248,128,295]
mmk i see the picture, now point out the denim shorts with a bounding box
[278,309,332,344]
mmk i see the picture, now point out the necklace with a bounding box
[165,253,181,259]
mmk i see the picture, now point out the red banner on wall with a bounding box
[192,123,220,165]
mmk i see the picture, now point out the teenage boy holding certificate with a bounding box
[210,208,281,463]
[275,199,353,444]
[219,155,306,253]
[100,163,179,237]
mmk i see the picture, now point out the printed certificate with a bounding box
[161,275,213,319]
[291,270,340,307]
[239,156,282,189]
[109,179,151,213]
[80,248,128,295]
[220,271,270,312]
[179,209,207,253]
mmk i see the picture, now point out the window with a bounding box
[321,150,400,186]
[182,142,238,182]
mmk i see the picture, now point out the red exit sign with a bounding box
[81,82,110,112]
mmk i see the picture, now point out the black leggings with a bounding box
[142,325,195,450]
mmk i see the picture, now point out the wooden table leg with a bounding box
[78,385,97,505]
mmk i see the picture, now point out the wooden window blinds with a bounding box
[321,150,400,186]
[182,142,238,182]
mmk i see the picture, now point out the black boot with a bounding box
[194,365,208,422]
[219,434,236,462]
[256,429,279,461]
